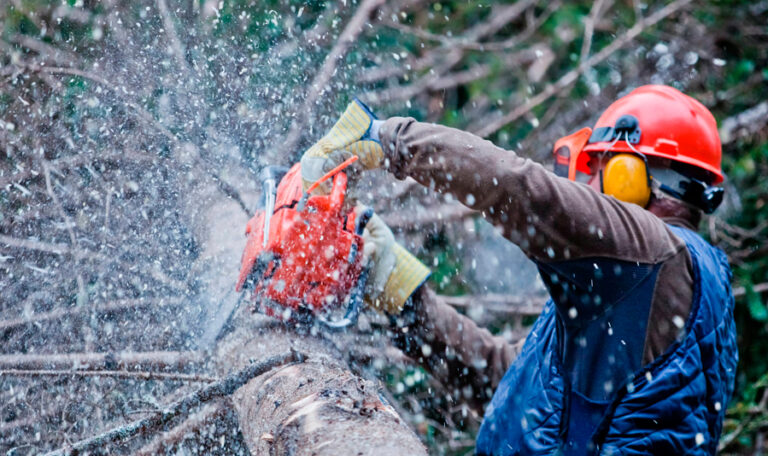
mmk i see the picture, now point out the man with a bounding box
[300,85,737,455]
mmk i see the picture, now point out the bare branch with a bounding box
[0,234,70,255]
[0,150,158,189]
[7,34,82,67]
[719,101,768,144]
[475,0,693,137]
[0,234,102,261]
[368,0,548,88]
[452,1,560,52]
[382,202,476,230]
[366,47,542,103]
[15,63,179,144]
[733,282,768,298]
[156,0,193,77]
[461,0,540,43]
[43,161,87,307]
[43,350,303,456]
[580,0,612,64]
[134,401,230,456]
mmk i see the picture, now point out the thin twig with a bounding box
[156,0,192,77]
[580,0,611,64]
[44,350,304,456]
[279,0,387,157]
[0,369,216,383]
[43,161,88,308]
[474,0,693,137]
[134,401,230,456]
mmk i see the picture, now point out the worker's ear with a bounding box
[552,127,592,180]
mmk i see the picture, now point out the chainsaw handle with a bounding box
[318,207,374,331]
[317,265,370,331]
[347,207,374,264]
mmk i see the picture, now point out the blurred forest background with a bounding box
[1,0,766,454]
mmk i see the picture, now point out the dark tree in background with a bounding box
[0,1,766,454]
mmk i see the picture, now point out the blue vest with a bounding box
[476,226,738,455]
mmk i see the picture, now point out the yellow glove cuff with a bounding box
[344,139,384,170]
[370,243,430,315]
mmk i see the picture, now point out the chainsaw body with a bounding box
[236,164,367,327]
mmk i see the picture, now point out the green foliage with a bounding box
[419,229,468,295]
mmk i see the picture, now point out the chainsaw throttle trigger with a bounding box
[348,207,374,264]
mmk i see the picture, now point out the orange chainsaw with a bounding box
[235,157,372,330]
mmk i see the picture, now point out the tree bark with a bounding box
[215,318,427,456]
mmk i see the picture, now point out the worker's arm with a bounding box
[391,285,523,413]
[379,117,683,264]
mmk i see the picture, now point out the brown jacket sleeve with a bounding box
[380,117,684,264]
[380,117,694,370]
[391,286,523,412]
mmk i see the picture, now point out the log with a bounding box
[165,68,428,453]
[216,319,428,456]
[0,369,216,383]
[0,351,204,372]
[441,292,548,316]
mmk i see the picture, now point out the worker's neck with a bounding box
[647,195,700,231]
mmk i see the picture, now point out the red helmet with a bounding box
[576,85,723,184]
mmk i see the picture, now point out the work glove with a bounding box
[300,99,385,193]
[359,209,430,315]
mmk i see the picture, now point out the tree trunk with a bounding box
[215,318,427,456]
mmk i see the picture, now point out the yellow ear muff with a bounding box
[601,154,651,207]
